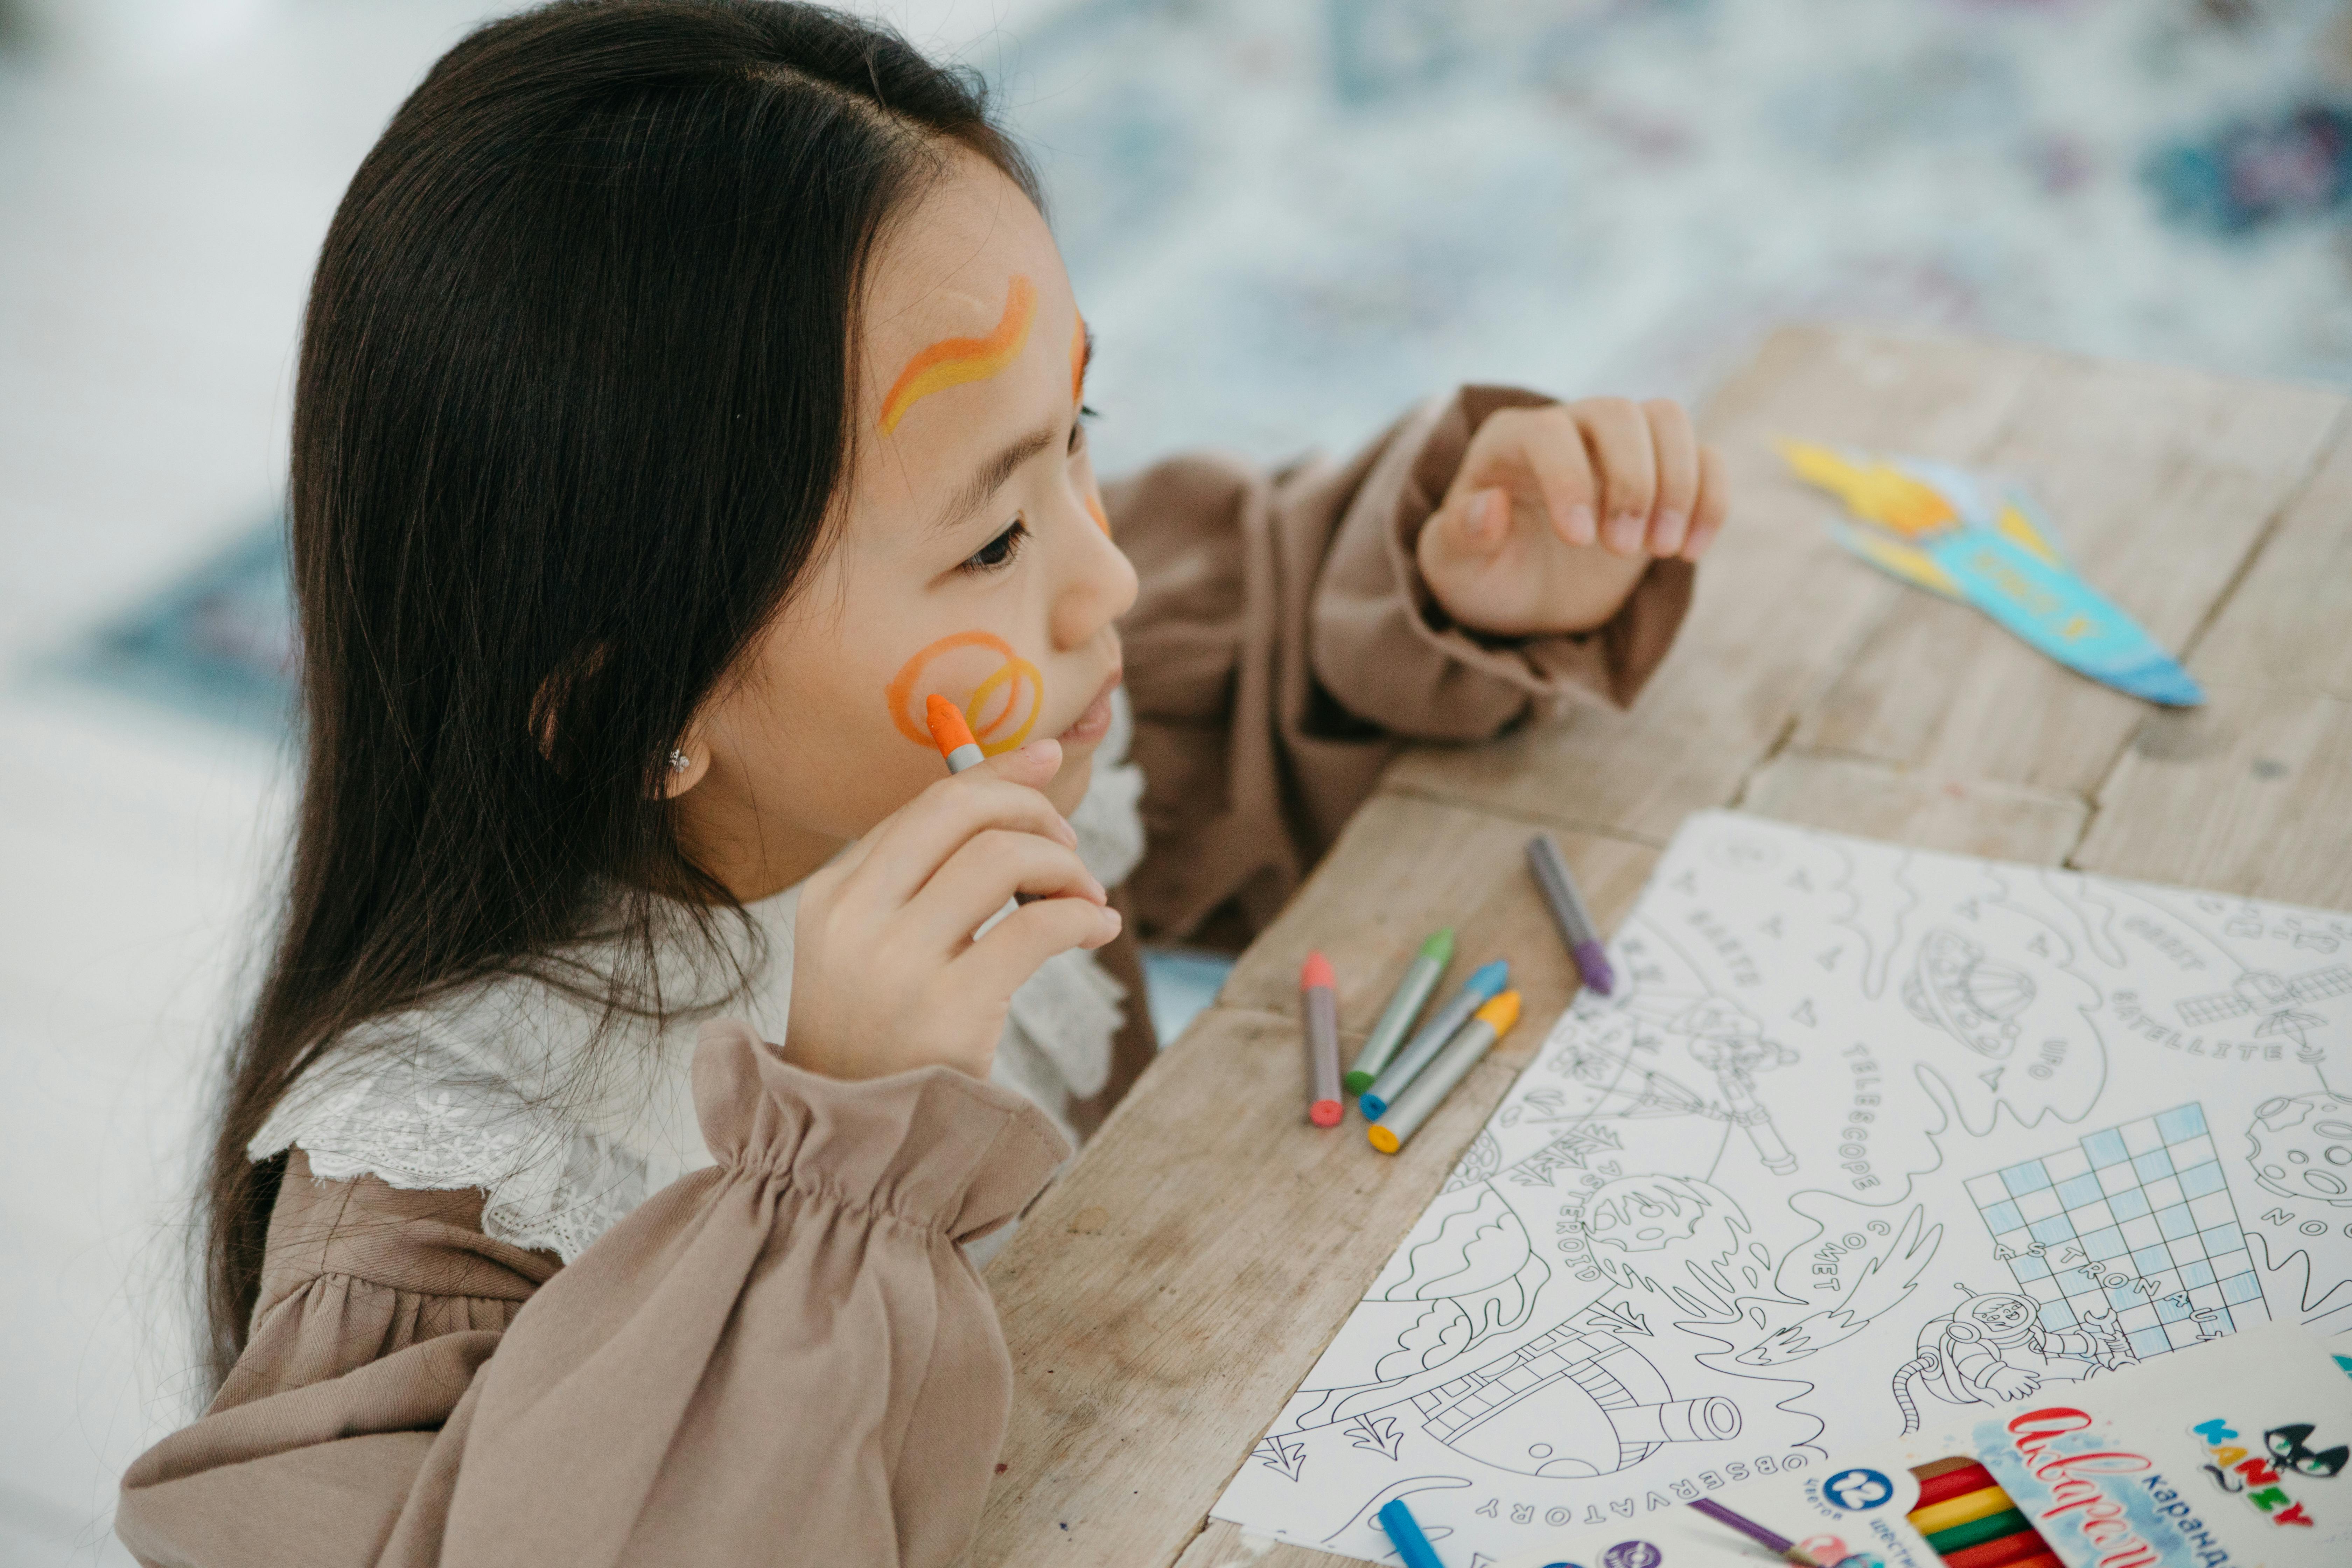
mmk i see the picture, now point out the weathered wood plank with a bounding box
[1174,1520,1344,1567]
[1217,792,1658,1037]
[1386,324,2045,843]
[1793,354,2345,793]
[970,1007,1538,1568]
[2190,412,2352,702]
[1737,749,2089,864]
[2074,683,2352,910]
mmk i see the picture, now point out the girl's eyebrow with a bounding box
[933,421,1059,534]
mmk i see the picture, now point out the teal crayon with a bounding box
[1342,927,1454,1096]
[1368,990,1520,1154]
[1358,959,1507,1120]
[1377,1498,1447,1568]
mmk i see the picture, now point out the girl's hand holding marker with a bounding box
[787,728,1116,1084]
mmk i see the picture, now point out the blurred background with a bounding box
[7,0,2352,1559]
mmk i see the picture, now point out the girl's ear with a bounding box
[662,733,712,799]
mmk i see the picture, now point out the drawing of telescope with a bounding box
[1410,1327,1742,1478]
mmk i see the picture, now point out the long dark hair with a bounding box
[201,0,1039,1387]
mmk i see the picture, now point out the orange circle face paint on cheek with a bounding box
[884,632,1045,757]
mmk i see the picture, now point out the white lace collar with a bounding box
[252,689,1147,1261]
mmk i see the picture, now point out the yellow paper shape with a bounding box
[1779,440,1956,539]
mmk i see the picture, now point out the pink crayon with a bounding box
[1301,951,1343,1128]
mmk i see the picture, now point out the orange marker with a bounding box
[926,694,985,773]
[1301,951,1342,1128]
[927,692,1044,906]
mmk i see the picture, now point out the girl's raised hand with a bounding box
[783,738,1120,1082]
[1416,397,1728,638]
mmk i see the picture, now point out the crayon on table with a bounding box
[1375,1497,1447,1568]
[1358,959,1508,1120]
[1526,833,1613,995]
[1342,927,1454,1095]
[1368,991,1520,1154]
[1301,951,1342,1128]
[926,694,1040,905]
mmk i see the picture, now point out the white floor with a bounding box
[0,3,1063,1559]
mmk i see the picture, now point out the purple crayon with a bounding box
[1526,834,1613,995]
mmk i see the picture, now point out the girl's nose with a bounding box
[1050,497,1137,652]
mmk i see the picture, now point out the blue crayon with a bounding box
[1359,959,1507,1120]
[1377,1497,1447,1568]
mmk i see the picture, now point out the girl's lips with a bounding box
[1058,674,1120,744]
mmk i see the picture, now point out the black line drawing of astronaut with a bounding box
[1889,1285,2137,1433]
[2178,965,2352,1050]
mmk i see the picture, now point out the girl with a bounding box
[119,2,1724,1562]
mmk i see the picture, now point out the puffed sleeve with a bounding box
[118,1020,1070,1568]
[1110,385,1694,944]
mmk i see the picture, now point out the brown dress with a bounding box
[118,387,1694,1566]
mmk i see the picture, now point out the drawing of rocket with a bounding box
[1780,441,2203,708]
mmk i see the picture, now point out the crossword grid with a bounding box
[1963,1103,2267,1360]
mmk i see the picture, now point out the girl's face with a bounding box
[675,152,1136,902]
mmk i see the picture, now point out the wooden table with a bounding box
[964,326,2352,1567]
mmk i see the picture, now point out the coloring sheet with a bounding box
[1211,809,2352,1565]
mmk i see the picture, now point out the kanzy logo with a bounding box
[2267,1422,2349,1480]
[1823,1468,1895,1511]
[2192,1417,2319,1526]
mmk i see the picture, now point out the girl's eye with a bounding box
[960,517,1028,574]
[1069,403,1099,454]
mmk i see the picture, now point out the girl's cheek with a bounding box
[882,629,1046,757]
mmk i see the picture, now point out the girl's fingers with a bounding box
[911,828,1105,952]
[1642,399,1700,558]
[1575,399,1657,555]
[1457,407,1599,547]
[951,895,1124,1004]
[839,762,1074,911]
[1486,406,1600,545]
[1681,444,1731,560]
[1432,485,1510,562]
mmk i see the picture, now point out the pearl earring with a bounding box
[668,751,692,773]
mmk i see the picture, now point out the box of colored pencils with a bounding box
[1491,1321,2352,1568]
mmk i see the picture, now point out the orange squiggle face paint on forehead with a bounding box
[885,631,1044,757]
[876,275,1036,435]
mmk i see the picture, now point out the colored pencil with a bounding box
[1343,927,1453,1094]
[1912,1460,1996,1508]
[1376,1497,1447,1568]
[1909,1484,2015,1536]
[1368,992,1520,1154]
[1687,1497,1824,1567]
[1941,1531,2058,1568]
[1923,1508,2031,1554]
[1526,833,1614,994]
[1359,959,1508,1120]
[1301,951,1342,1127]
